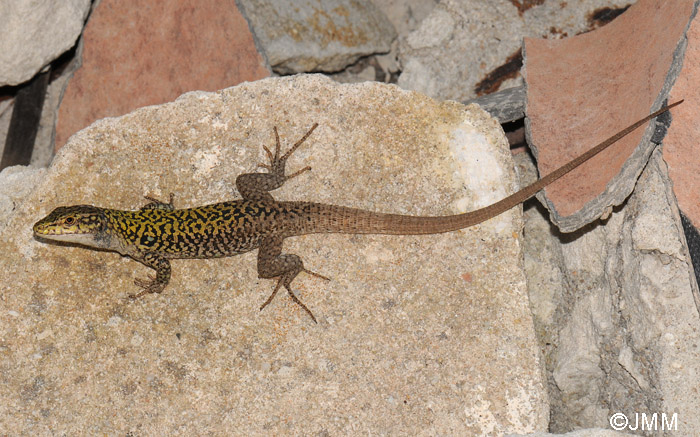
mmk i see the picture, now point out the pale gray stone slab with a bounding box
[236,0,397,73]
[0,0,91,86]
[1,75,547,434]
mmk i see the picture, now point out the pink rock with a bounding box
[55,0,269,150]
[524,0,693,231]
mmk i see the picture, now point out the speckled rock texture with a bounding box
[0,166,46,232]
[1,75,547,434]
[55,0,269,150]
[524,0,694,232]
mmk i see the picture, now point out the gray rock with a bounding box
[398,0,634,102]
[0,25,83,169]
[466,86,526,124]
[0,0,91,86]
[518,149,700,433]
[236,0,397,74]
[1,75,547,434]
[373,0,439,36]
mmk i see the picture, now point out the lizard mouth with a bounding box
[33,230,96,246]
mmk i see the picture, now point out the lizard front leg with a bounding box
[236,123,318,201]
[257,236,329,323]
[128,252,171,298]
[140,193,175,211]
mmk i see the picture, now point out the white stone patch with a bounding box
[449,122,512,234]
[506,380,546,432]
[193,147,223,177]
[211,119,229,130]
[450,125,507,207]
[463,398,497,434]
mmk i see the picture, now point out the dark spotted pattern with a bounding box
[102,200,292,259]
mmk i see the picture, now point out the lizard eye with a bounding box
[64,217,75,225]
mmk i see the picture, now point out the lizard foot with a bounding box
[259,266,329,324]
[257,124,318,182]
[129,274,166,298]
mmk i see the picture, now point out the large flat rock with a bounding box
[1,75,546,434]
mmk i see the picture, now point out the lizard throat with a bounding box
[35,231,112,249]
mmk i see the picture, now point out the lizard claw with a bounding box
[130,274,165,298]
[262,143,275,162]
[259,266,327,324]
[258,124,318,180]
[280,123,318,161]
[302,267,330,282]
[286,166,312,181]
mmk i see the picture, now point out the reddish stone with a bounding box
[524,0,693,219]
[55,0,269,150]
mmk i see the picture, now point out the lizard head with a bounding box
[33,205,109,247]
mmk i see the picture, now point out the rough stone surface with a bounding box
[372,0,439,36]
[507,428,635,437]
[1,75,547,434]
[517,148,700,434]
[397,0,634,102]
[0,166,46,232]
[524,0,694,232]
[0,0,91,86]
[466,86,526,124]
[665,4,700,228]
[236,0,397,74]
[54,0,270,150]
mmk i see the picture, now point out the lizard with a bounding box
[33,100,682,323]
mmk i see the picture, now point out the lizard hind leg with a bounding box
[257,237,329,323]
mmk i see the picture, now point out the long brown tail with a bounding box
[286,100,683,236]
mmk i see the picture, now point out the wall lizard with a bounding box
[33,101,682,322]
